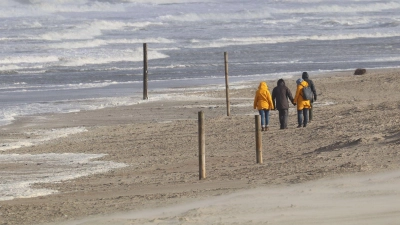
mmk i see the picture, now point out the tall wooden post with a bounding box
[224,52,231,116]
[143,43,148,100]
[198,111,206,180]
[255,115,263,164]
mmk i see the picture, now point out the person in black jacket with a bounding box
[301,72,317,121]
[272,79,295,129]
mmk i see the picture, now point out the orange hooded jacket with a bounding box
[253,82,274,110]
[294,80,312,110]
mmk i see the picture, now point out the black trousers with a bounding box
[278,109,288,129]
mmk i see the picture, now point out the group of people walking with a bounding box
[253,72,317,131]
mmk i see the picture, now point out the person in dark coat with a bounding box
[272,79,295,129]
[301,72,317,121]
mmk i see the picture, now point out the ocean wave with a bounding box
[47,38,175,49]
[124,0,213,4]
[0,81,120,93]
[277,1,400,14]
[34,20,163,41]
[159,10,272,22]
[0,0,125,18]
[0,48,168,71]
[0,55,59,64]
[38,20,125,41]
[319,17,372,26]
[0,64,21,73]
[57,49,168,66]
[190,32,400,48]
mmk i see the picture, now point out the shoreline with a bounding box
[1,68,400,224]
[0,66,394,129]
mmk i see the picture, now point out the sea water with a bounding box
[1,0,400,200]
[1,0,400,126]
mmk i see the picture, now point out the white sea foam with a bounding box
[125,0,213,3]
[0,127,88,152]
[0,64,21,71]
[190,32,400,48]
[0,96,130,126]
[0,126,128,201]
[0,55,59,64]
[47,37,173,49]
[48,39,109,49]
[0,48,168,69]
[108,37,174,44]
[35,2,125,13]
[0,81,117,93]
[278,1,400,14]
[0,90,221,127]
[319,17,373,27]
[36,20,160,41]
[0,152,127,201]
[160,10,272,22]
[58,49,168,66]
[0,0,125,18]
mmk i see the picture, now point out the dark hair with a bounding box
[302,72,309,79]
[277,79,285,86]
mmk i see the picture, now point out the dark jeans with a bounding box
[278,109,288,129]
[297,108,309,127]
[309,102,313,121]
[258,109,270,127]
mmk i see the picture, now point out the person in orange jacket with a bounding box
[294,78,312,128]
[254,81,274,131]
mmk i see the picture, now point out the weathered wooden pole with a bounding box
[224,52,231,116]
[198,111,206,179]
[143,43,148,100]
[255,115,263,164]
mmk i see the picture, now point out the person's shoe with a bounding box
[303,124,307,127]
[265,127,269,131]
[261,127,265,131]
[297,125,302,128]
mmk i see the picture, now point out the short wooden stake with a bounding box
[255,115,263,164]
[198,111,206,179]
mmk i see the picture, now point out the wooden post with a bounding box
[224,52,231,116]
[198,111,206,179]
[143,43,148,100]
[255,115,263,164]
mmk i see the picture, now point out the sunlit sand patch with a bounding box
[48,169,400,225]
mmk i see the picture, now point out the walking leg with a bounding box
[303,108,309,127]
[283,109,288,129]
[297,110,303,127]
[279,110,284,129]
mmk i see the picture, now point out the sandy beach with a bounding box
[1,69,400,225]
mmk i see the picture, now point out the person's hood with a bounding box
[258,81,268,90]
[296,78,303,85]
[277,79,285,86]
[302,72,309,79]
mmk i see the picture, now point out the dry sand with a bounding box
[1,69,400,225]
